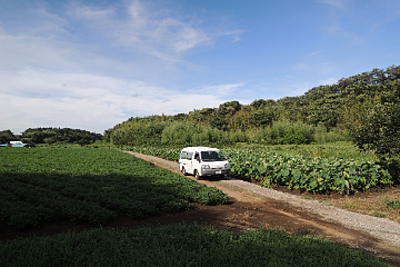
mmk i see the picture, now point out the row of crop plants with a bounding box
[0,224,387,267]
[126,146,399,194]
[0,148,228,229]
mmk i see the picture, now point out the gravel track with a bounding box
[126,151,400,249]
[219,179,400,248]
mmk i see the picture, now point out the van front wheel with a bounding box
[194,170,201,180]
[181,167,187,176]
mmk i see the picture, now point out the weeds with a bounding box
[384,199,400,209]
[370,211,386,218]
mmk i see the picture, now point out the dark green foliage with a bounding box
[0,224,387,267]
[129,146,397,195]
[107,65,400,148]
[219,100,242,112]
[349,80,400,158]
[226,149,394,194]
[384,199,400,209]
[22,127,102,145]
[0,148,228,229]
[0,129,17,143]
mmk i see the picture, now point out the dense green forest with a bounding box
[0,130,17,144]
[20,128,102,146]
[107,65,400,157]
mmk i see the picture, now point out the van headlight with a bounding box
[224,163,230,168]
[202,165,210,169]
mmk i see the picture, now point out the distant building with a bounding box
[10,141,23,144]
[0,141,35,148]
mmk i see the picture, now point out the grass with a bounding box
[342,202,360,209]
[300,195,314,200]
[370,211,386,218]
[0,224,388,267]
[384,199,400,209]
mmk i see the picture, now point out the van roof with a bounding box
[181,146,220,152]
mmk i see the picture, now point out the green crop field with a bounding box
[0,147,391,266]
[127,144,399,194]
[0,148,228,229]
[0,224,388,267]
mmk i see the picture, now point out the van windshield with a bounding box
[201,151,227,161]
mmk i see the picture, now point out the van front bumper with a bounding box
[201,168,230,176]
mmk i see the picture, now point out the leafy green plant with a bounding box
[128,146,397,195]
[384,199,400,209]
[370,211,386,218]
[0,148,228,229]
[0,224,388,267]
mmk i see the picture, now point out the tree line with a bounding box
[106,65,400,158]
[0,130,18,144]
[21,128,102,146]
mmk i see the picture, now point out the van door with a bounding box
[186,151,194,174]
[192,152,201,175]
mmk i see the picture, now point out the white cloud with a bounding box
[29,8,69,36]
[232,36,241,43]
[0,93,121,134]
[319,0,348,8]
[320,77,338,85]
[288,82,313,97]
[68,0,213,61]
[0,0,244,133]
[72,5,114,20]
[199,83,244,96]
[292,63,311,71]
[0,65,234,132]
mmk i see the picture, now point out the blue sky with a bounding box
[1,0,399,134]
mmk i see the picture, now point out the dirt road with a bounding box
[125,151,400,266]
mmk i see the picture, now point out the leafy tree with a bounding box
[0,130,16,143]
[350,81,400,158]
[219,100,242,112]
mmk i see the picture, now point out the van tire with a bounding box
[194,170,201,180]
[181,167,187,176]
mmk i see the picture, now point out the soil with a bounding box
[1,151,400,266]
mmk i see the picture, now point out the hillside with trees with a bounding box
[106,65,400,158]
[21,127,102,146]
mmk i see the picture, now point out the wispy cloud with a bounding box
[68,0,214,61]
[0,0,243,133]
[319,0,348,8]
[72,4,114,20]
[200,83,244,97]
[0,66,228,132]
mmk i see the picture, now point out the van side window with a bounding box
[180,151,187,159]
[187,152,193,160]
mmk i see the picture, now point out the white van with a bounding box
[179,147,230,179]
